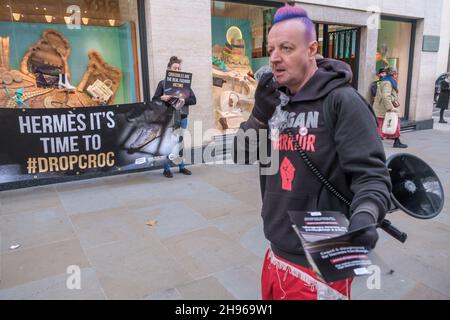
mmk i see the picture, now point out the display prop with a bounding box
[20,29,71,79]
[211,26,257,134]
[77,51,122,105]
[87,79,114,104]
[0,37,10,69]
[0,29,123,109]
[0,102,182,188]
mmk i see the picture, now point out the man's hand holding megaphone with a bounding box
[348,212,379,249]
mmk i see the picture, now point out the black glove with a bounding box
[252,72,281,124]
[348,212,379,249]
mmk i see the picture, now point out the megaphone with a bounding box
[379,153,445,243]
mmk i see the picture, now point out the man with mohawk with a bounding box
[234,4,391,300]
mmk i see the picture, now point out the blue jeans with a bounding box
[164,117,187,172]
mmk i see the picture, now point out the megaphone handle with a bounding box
[379,219,408,243]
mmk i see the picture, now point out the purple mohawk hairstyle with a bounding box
[273,4,316,42]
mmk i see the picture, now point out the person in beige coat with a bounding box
[372,67,408,148]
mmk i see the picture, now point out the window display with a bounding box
[0,0,142,109]
[211,1,277,134]
[316,24,360,88]
[376,19,412,117]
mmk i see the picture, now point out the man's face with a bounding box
[267,19,317,92]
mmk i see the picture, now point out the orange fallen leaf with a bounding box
[146,219,158,227]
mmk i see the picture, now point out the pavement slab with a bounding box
[0,267,105,300]
[212,266,261,300]
[0,239,90,290]
[84,237,193,300]
[0,206,76,254]
[161,227,259,280]
[0,117,450,299]
[176,276,236,300]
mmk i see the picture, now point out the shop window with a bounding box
[0,0,143,108]
[328,27,358,80]
[376,19,412,118]
[316,24,324,56]
[211,0,276,134]
[317,24,359,88]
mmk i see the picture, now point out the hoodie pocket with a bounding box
[261,191,317,253]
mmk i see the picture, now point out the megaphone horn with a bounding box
[381,153,445,242]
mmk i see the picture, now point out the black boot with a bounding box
[439,109,447,123]
[393,138,408,148]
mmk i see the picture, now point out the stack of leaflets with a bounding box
[288,210,375,283]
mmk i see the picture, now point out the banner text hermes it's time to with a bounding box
[18,112,116,174]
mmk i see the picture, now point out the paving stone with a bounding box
[129,202,210,240]
[247,258,265,276]
[213,266,261,300]
[143,288,182,300]
[69,207,156,250]
[375,217,450,297]
[239,223,269,259]
[0,268,105,300]
[0,185,60,216]
[183,190,254,220]
[84,238,192,300]
[400,282,450,300]
[176,276,235,300]
[108,183,165,204]
[220,164,259,174]
[227,189,263,207]
[209,209,261,241]
[54,177,105,192]
[161,227,258,280]
[57,185,122,216]
[0,206,76,254]
[102,172,155,188]
[0,239,90,290]
[352,251,417,300]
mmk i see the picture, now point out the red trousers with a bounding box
[261,249,353,300]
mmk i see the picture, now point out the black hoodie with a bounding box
[233,59,392,266]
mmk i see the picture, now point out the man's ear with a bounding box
[308,41,318,59]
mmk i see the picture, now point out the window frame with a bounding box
[379,15,417,121]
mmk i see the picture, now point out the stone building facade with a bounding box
[143,0,449,147]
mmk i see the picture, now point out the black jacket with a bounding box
[233,59,392,266]
[152,80,197,117]
[437,80,450,109]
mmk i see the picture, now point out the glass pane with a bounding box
[211,0,276,135]
[0,0,142,108]
[352,30,356,56]
[317,24,324,56]
[376,20,412,117]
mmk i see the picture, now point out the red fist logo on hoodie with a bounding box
[280,156,295,192]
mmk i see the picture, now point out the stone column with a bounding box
[145,0,214,147]
[436,0,450,75]
[358,26,379,101]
